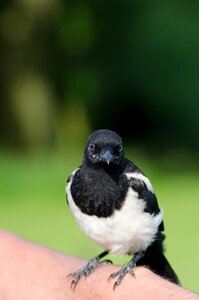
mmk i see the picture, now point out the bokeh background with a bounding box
[0,0,199,293]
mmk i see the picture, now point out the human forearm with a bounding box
[0,231,198,300]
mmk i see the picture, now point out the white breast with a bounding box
[66,171,163,256]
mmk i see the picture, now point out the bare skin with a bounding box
[0,230,198,300]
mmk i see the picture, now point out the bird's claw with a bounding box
[70,275,81,289]
[108,261,136,289]
[67,258,113,289]
[101,259,113,265]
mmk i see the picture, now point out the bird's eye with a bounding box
[118,144,123,152]
[89,143,96,152]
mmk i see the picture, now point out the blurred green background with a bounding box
[0,0,199,293]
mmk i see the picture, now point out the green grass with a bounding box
[0,150,199,293]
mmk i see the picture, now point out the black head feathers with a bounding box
[84,129,124,166]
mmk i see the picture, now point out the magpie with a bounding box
[66,129,179,289]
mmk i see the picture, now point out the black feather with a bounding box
[136,234,180,284]
[70,165,129,218]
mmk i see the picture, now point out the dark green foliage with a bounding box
[0,1,199,150]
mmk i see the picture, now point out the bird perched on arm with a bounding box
[66,129,179,289]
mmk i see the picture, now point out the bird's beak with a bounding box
[100,147,114,165]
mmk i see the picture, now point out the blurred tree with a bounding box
[0,0,199,152]
[88,1,199,150]
[0,0,59,150]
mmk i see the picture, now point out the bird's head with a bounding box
[84,129,124,167]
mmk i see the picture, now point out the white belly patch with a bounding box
[66,171,163,256]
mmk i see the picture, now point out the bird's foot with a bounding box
[108,252,144,289]
[68,258,112,289]
[108,259,136,289]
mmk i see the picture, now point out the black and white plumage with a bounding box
[66,129,179,288]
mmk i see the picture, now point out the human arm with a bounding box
[0,230,198,300]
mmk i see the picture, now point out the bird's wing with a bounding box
[124,160,164,231]
[66,168,80,205]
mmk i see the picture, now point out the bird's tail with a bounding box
[137,237,180,285]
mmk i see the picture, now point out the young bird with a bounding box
[66,129,179,289]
